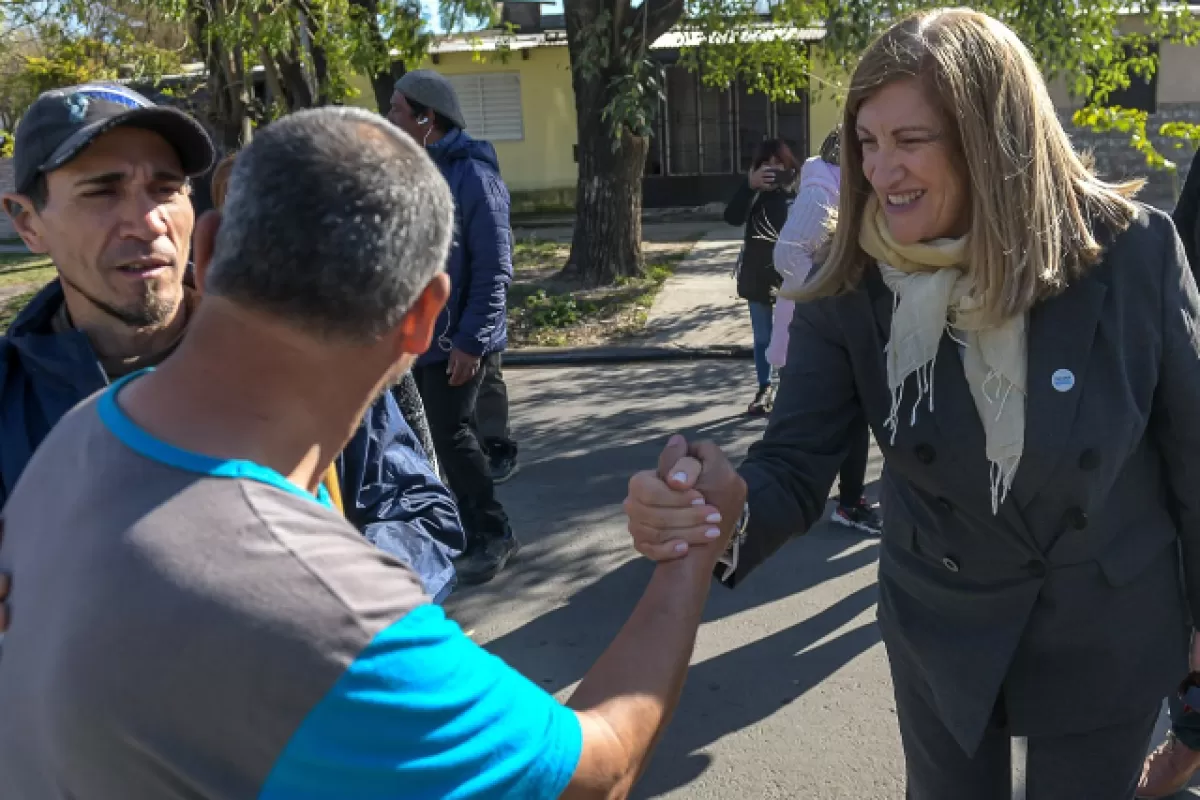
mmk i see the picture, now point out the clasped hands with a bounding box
[623,435,748,565]
[0,436,748,635]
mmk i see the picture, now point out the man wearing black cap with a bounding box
[389,70,519,585]
[0,84,467,602]
[4,84,212,377]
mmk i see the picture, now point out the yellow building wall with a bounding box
[426,48,578,197]
[347,48,577,205]
[806,52,847,156]
[349,43,846,197]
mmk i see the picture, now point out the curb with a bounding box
[511,212,726,230]
[504,344,753,367]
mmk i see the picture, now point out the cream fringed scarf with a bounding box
[858,197,1026,514]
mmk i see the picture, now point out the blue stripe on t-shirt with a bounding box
[259,604,583,799]
[98,370,333,509]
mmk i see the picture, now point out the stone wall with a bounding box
[0,159,15,239]
[1060,102,1200,211]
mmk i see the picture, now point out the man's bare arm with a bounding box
[561,440,747,799]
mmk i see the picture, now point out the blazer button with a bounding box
[915,444,936,464]
[942,556,960,573]
[1063,507,1088,531]
[1026,560,1048,579]
[937,497,954,513]
[1078,449,1100,471]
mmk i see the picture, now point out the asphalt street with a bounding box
[445,360,1192,799]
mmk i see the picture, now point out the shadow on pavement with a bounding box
[634,587,881,798]
[456,361,888,795]
[482,523,882,798]
[485,526,880,693]
[497,362,776,536]
[642,301,749,346]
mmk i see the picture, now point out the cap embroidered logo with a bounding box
[65,94,88,123]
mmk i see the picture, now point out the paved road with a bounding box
[446,361,1189,799]
[447,360,901,799]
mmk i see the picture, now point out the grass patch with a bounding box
[0,253,54,289]
[0,253,54,333]
[508,237,699,348]
[0,288,39,333]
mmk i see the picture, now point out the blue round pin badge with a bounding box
[1051,368,1075,393]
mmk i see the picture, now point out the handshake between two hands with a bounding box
[623,434,749,567]
[0,437,748,636]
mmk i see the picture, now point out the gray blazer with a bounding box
[730,206,1200,755]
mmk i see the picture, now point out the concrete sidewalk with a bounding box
[642,229,749,350]
[507,226,752,366]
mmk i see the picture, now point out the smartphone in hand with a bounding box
[766,167,798,187]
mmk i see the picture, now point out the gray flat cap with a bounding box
[394,70,467,131]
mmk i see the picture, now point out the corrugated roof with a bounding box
[428,22,824,54]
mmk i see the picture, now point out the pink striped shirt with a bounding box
[767,157,840,367]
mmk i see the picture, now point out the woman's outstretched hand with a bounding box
[624,435,748,563]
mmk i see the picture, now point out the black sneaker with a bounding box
[831,500,883,536]
[490,451,520,484]
[747,385,775,416]
[455,534,521,586]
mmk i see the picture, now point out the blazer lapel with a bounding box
[929,332,987,457]
[866,265,894,342]
[1010,277,1108,509]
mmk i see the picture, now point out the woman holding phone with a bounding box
[724,139,798,415]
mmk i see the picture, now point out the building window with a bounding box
[651,65,809,178]
[1094,44,1158,114]
[445,73,525,141]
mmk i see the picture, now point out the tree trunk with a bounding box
[371,61,407,114]
[345,0,406,113]
[564,6,647,286]
[568,95,648,285]
[190,0,253,150]
[277,43,315,110]
[563,0,683,285]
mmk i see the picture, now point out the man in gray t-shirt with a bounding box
[0,107,742,798]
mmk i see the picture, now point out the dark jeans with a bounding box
[838,415,870,508]
[473,354,516,459]
[414,354,511,544]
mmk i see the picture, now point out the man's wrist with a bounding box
[728,475,749,534]
[729,499,749,546]
[656,552,718,587]
[451,341,485,359]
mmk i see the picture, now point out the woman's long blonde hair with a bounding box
[795,8,1141,323]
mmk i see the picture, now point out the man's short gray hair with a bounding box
[205,106,454,341]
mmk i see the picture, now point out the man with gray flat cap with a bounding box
[389,70,519,585]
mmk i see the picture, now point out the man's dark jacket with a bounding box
[416,128,512,367]
[0,281,465,601]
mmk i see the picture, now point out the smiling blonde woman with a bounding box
[623,8,1200,798]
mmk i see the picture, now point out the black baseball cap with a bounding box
[12,83,215,195]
